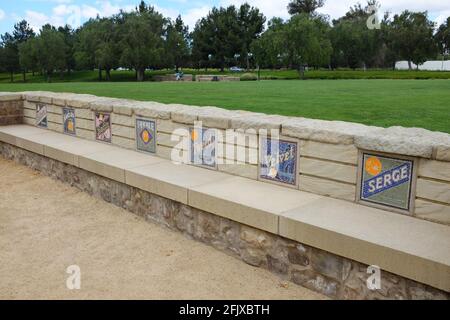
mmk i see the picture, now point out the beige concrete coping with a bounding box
[0,92,23,102]
[354,127,450,158]
[0,125,47,154]
[282,118,383,145]
[170,104,202,124]
[0,124,449,292]
[133,101,173,120]
[66,95,102,109]
[188,177,322,234]
[44,139,113,167]
[279,197,450,292]
[126,162,231,204]
[78,146,164,183]
[230,113,286,131]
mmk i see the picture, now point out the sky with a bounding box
[0,0,449,35]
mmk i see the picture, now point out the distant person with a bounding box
[176,71,184,81]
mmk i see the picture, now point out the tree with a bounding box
[12,20,35,82]
[35,25,67,82]
[58,25,76,77]
[118,5,165,81]
[386,11,437,69]
[18,37,38,80]
[75,17,121,81]
[192,6,241,72]
[237,4,265,69]
[331,1,383,69]
[436,17,450,57]
[251,18,286,69]
[192,4,265,71]
[0,33,20,82]
[165,15,190,72]
[0,46,4,73]
[283,14,332,77]
[251,14,332,78]
[287,0,325,16]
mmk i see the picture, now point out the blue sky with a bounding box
[1,0,449,35]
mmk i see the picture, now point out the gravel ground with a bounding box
[0,157,326,300]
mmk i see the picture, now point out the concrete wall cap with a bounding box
[66,94,104,109]
[170,104,203,124]
[197,107,237,129]
[282,118,383,145]
[0,92,23,102]
[355,127,450,159]
[88,98,122,112]
[134,101,174,120]
[231,113,286,131]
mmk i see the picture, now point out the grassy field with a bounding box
[2,69,450,83]
[0,79,449,133]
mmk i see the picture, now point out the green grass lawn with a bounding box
[0,79,449,133]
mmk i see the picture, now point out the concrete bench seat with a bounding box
[0,124,449,293]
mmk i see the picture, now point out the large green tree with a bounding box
[0,33,19,82]
[331,1,383,69]
[75,17,121,81]
[192,6,241,71]
[165,15,190,72]
[58,25,76,76]
[192,4,265,71]
[284,14,332,77]
[252,14,332,77]
[118,4,165,81]
[237,3,265,69]
[1,20,34,82]
[385,11,437,69]
[18,37,39,79]
[35,25,67,82]
[13,20,35,81]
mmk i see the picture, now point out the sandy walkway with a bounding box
[0,158,326,300]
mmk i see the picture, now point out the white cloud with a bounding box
[21,1,137,32]
[24,10,63,31]
[182,6,211,29]
[0,9,5,21]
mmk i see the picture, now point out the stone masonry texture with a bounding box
[0,100,23,126]
[0,141,448,300]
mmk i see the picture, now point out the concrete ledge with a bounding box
[189,177,321,234]
[78,147,163,183]
[126,162,230,204]
[280,197,450,292]
[0,92,23,102]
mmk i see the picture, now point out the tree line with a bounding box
[1,0,449,82]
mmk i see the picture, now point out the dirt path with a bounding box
[0,158,326,300]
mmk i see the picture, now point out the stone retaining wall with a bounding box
[196,75,240,82]
[153,74,194,82]
[0,94,23,126]
[5,91,448,226]
[1,141,447,300]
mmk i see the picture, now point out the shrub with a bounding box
[240,73,258,81]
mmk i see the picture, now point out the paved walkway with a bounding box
[0,158,326,300]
